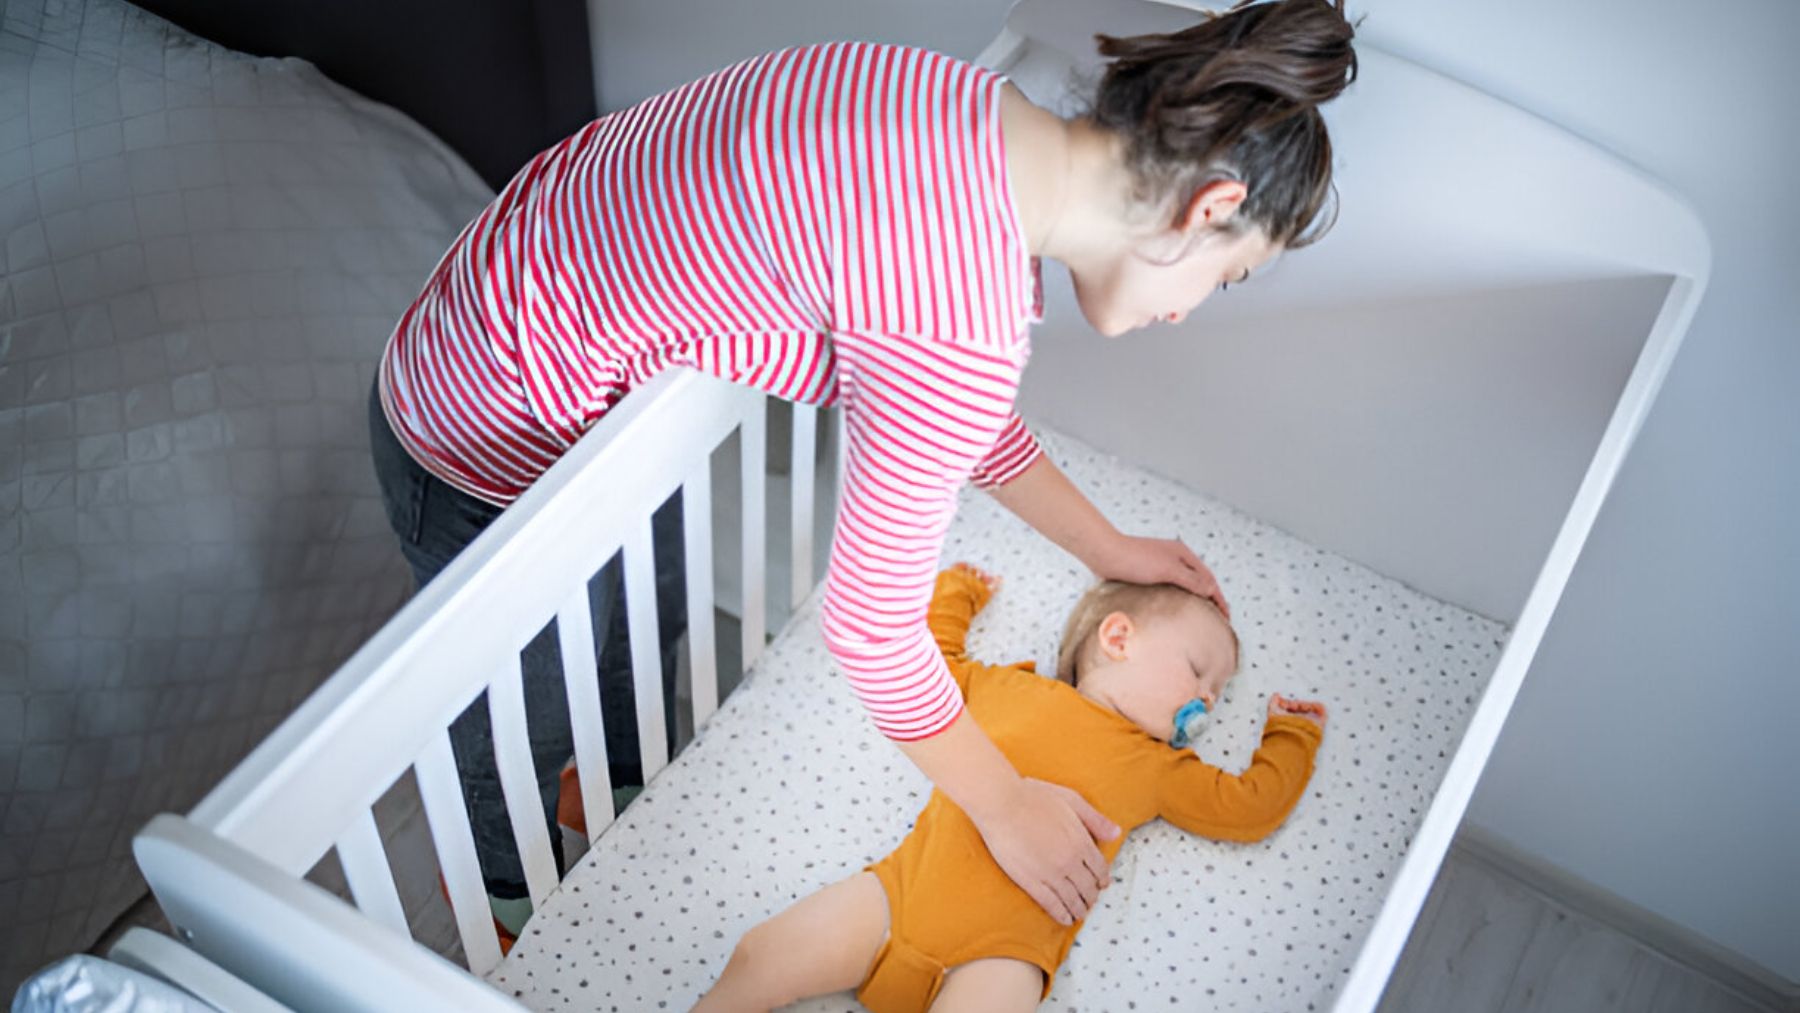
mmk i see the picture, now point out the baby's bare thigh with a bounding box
[696,872,890,1012]
[762,871,890,994]
[930,957,1044,1012]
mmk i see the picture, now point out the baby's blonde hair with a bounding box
[1055,580,1239,685]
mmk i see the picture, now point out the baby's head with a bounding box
[1056,580,1241,744]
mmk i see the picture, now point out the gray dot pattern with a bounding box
[493,429,1507,1011]
[0,0,492,989]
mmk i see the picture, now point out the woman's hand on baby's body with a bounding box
[973,777,1120,927]
[1268,693,1328,729]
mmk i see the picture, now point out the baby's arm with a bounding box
[927,564,1000,691]
[1154,697,1326,842]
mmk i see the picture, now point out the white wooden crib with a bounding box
[129,1,1711,1011]
[136,367,799,1010]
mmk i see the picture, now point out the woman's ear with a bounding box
[1097,611,1135,660]
[1176,178,1248,232]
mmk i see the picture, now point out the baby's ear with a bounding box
[1097,611,1134,659]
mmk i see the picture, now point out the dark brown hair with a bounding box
[1090,0,1358,249]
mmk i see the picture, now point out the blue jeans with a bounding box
[367,380,686,899]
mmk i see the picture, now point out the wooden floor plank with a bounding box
[1379,848,1785,1013]
[1380,854,1545,1013]
[1500,905,1642,1013]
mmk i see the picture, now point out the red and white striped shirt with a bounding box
[379,42,1045,741]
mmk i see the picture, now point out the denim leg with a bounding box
[368,380,687,899]
[593,493,687,786]
[369,382,548,895]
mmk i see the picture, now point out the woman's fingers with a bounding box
[1032,827,1092,924]
[1173,546,1211,592]
[1065,871,1098,915]
[978,779,1113,927]
[1175,541,1231,619]
[1028,880,1076,927]
[1046,781,1112,912]
[1082,846,1113,891]
[1047,783,1113,902]
[1049,785,1117,889]
[1057,784,1121,843]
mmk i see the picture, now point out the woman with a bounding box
[370,0,1356,937]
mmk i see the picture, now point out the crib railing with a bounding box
[135,368,837,1011]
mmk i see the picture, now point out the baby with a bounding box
[694,563,1328,1013]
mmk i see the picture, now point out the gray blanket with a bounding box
[0,0,491,991]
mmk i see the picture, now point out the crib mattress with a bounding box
[489,429,1506,1011]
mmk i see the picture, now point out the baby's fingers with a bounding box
[952,562,1000,590]
[1270,695,1327,718]
[1288,700,1328,723]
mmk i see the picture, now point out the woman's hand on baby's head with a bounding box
[949,562,1002,595]
[1268,693,1327,729]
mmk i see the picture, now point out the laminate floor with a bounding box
[1378,844,1785,1013]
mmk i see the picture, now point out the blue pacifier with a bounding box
[1170,698,1210,749]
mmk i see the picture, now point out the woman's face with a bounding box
[1073,221,1282,339]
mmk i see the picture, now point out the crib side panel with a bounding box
[135,815,523,1012]
[108,927,295,1013]
[188,370,761,872]
[150,369,842,994]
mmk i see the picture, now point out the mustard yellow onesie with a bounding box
[855,568,1325,1012]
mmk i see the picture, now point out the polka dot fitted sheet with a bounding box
[491,429,1507,1011]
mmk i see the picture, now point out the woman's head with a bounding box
[1067,0,1357,335]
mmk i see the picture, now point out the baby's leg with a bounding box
[929,957,1045,1012]
[693,871,889,1013]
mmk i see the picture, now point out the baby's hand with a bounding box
[949,562,1003,596]
[1268,693,1327,729]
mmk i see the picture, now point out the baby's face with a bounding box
[1109,600,1239,743]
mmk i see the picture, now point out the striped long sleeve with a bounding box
[820,330,1028,739]
[378,42,1044,739]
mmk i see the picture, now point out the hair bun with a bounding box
[1089,0,1358,248]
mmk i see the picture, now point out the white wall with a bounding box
[1354,0,1800,985]
[1017,274,1667,622]
[587,0,1800,983]
[588,0,1014,111]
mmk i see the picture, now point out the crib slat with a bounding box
[790,404,817,609]
[741,400,767,667]
[624,516,669,779]
[487,654,559,909]
[335,808,409,939]
[683,464,720,728]
[557,585,616,842]
[414,733,503,976]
